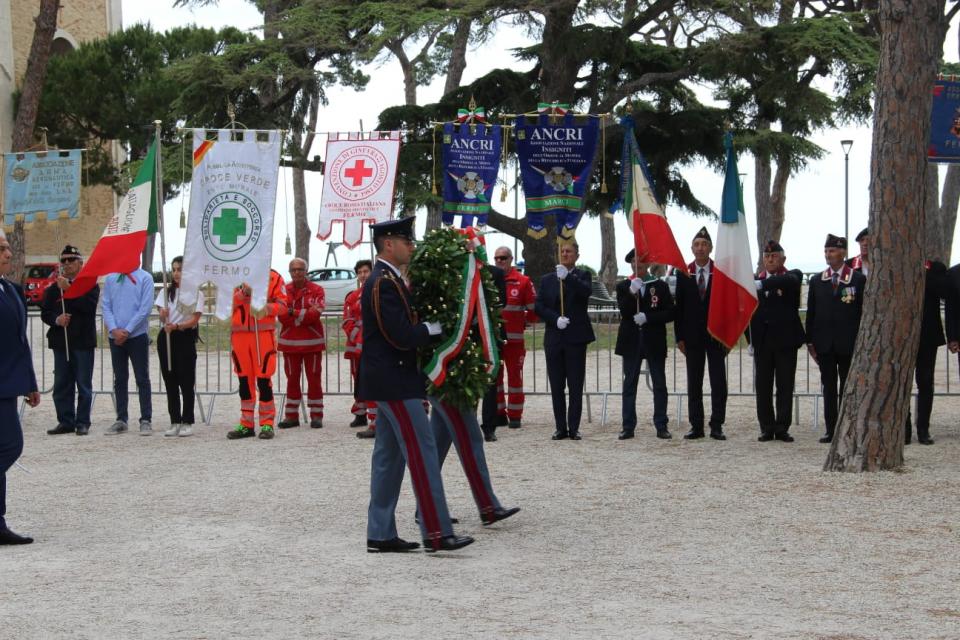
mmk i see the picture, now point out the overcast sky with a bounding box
[122,2,960,275]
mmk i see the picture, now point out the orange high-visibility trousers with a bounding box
[231,330,278,428]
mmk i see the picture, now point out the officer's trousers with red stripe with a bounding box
[495,341,526,421]
[231,330,277,428]
[367,399,454,549]
[431,398,504,519]
[283,351,324,422]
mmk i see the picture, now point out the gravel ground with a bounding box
[2,358,959,640]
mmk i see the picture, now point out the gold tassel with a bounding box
[284,235,292,255]
[179,208,186,228]
[500,183,508,202]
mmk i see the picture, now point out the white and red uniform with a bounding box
[497,267,537,421]
[231,270,287,428]
[278,280,326,423]
[342,287,376,428]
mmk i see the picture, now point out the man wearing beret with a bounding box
[615,249,675,440]
[674,227,728,440]
[749,241,805,442]
[847,228,870,276]
[806,234,866,443]
[40,245,99,436]
[360,216,473,553]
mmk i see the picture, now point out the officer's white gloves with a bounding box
[754,280,763,291]
[633,312,647,327]
[555,265,569,280]
[556,316,570,330]
[629,278,644,294]
[666,275,677,296]
[425,321,442,336]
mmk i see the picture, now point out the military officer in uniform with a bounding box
[359,217,473,553]
[535,241,596,440]
[749,240,805,442]
[615,248,675,440]
[806,234,866,443]
[674,227,728,440]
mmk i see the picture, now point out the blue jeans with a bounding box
[621,351,668,432]
[109,333,152,423]
[52,348,95,428]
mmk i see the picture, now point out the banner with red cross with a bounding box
[316,131,401,249]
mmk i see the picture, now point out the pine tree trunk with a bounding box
[824,0,945,473]
[292,165,309,261]
[7,0,60,284]
[442,18,471,97]
[599,212,617,293]
[753,133,773,269]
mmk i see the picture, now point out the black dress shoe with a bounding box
[709,430,726,441]
[683,429,705,440]
[75,425,90,436]
[758,433,774,442]
[349,415,368,428]
[656,429,672,439]
[818,434,833,443]
[775,433,794,443]
[918,436,935,445]
[0,527,33,545]
[367,537,420,553]
[495,415,509,427]
[618,430,634,440]
[508,420,522,429]
[47,423,75,435]
[484,432,497,442]
[569,432,582,440]
[482,506,520,526]
[551,431,568,440]
[277,420,300,429]
[423,535,475,552]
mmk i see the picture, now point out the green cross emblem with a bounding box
[212,209,246,245]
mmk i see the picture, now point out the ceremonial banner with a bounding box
[441,122,502,227]
[928,79,960,163]
[179,129,282,320]
[707,133,758,350]
[619,117,685,271]
[3,149,82,225]
[65,143,157,299]
[514,112,599,239]
[316,132,401,249]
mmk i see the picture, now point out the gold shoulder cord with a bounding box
[373,274,417,351]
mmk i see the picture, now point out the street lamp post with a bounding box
[841,139,853,241]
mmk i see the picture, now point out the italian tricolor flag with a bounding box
[65,141,158,298]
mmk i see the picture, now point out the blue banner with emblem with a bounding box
[928,79,960,163]
[515,113,599,239]
[441,122,502,228]
[3,149,82,224]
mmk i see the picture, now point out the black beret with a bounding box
[624,248,635,263]
[855,228,869,242]
[763,240,784,253]
[824,234,847,250]
[693,226,712,244]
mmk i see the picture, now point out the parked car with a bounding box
[23,262,59,305]
[307,267,357,308]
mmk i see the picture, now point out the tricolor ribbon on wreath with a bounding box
[423,227,500,387]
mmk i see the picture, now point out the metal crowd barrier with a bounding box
[23,307,959,428]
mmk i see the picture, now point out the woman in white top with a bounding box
[155,256,202,437]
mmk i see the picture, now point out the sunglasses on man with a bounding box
[60,257,80,264]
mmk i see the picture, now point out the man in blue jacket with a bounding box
[0,227,41,544]
[535,241,595,440]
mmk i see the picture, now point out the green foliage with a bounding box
[410,228,502,408]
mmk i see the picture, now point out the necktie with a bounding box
[697,268,706,300]
[831,271,839,292]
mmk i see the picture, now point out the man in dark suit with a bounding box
[359,217,472,554]
[479,262,507,441]
[806,233,866,443]
[749,240,805,442]
[615,249,675,440]
[0,227,41,545]
[674,227,728,440]
[905,260,955,445]
[535,241,596,440]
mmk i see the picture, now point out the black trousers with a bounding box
[818,351,852,436]
[684,343,727,431]
[157,329,198,425]
[0,397,24,529]
[545,343,587,435]
[755,346,798,436]
[906,344,938,439]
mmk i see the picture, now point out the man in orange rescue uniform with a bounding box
[227,269,288,440]
[492,246,537,429]
[278,258,326,430]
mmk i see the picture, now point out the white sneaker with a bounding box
[178,425,194,437]
[164,424,181,437]
[139,420,153,436]
[104,420,128,435]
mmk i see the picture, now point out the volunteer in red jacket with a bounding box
[343,259,376,438]
[492,246,537,429]
[278,258,326,429]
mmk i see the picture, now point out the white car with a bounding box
[307,267,357,308]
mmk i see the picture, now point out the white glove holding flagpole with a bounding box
[555,265,569,280]
[629,278,643,294]
[556,316,570,330]
[633,312,647,327]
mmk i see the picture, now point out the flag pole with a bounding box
[154,121,173,372]
[39,128,72,362]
